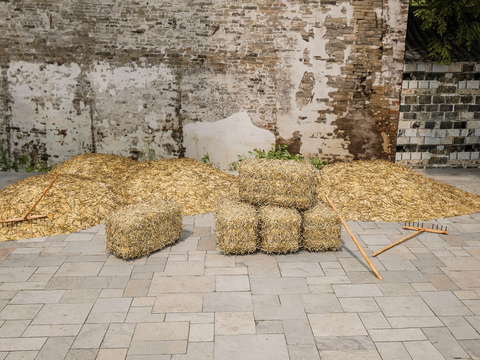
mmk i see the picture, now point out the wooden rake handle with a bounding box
[325,195,382,280]
[22,172,60,220]
[373,229,425,257]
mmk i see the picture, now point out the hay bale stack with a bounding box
[259,205,301,254]
[215,198,258,254]
[0,173,125,241]
[302,201,342,252]
[239,158,317,210]
[105,199,182,259]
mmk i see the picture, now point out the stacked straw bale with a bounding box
[302,201,342,252]
[258,205,302,254]
[215,198,258,254]
[238,158,317,210]
[105,199,182,259]
[217,158,342,254]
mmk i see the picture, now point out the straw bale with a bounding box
[302,201,341,252]
[239,158,317,210]
[105,199,182,259]
[214,198,258,255]
[0,173,125,241]
[124,158,239,216]
[259,205,301,254]
[318,160,480,222]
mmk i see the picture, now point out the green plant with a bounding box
[18,156,29,165]
[138,140,156,161]
[228,144,329,171]
[411,0,480,64]
[309,157,329,170]
[25,160,53,173]
[0,140,19,172]
[201,153,219,169]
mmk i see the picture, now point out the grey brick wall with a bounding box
[396,62,480,168]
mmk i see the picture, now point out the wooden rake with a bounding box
[325,195,382,280]
[373,221,448,257]
[0,173,60,225]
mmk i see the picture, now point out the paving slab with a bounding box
[214,334,289,360]
[153,293,203,313]
[419,291,473,316]
[308,313,367,337]
[215,312,255,335]
[32,303,94,325]
[375,296,435,317]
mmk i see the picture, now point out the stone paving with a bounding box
[0,169,479,359]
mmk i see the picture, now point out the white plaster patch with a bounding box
[183,111,275,170]
[145,112,161,130]
[386,0,403,28]
[274,2,352,160]
[7,61,92,163]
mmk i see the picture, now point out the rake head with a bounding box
[403,221,448,234]
[0,214,48,227]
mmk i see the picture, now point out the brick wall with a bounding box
[0,0,409,166]
[396,62,480,168]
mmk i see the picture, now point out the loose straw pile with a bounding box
[0,154,479,242]
[318,160,480,222]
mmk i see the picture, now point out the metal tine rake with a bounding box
[373,221,448,257]
[0,173,59,226]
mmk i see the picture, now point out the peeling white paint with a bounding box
[274,3,352,159]
[386,0,403,28]
[183,111,275,170]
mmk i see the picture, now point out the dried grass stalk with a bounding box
[318,160,480,222]
[0,173,125,241]
[239,158,317,210]
[105,199,182,259]
[302,201,342,252]
[52,153,136,191]
[124,158,238,216]
[215,198,258,255]
[259,205,301,254]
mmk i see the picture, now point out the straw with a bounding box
[215,198,258,254]
[105,198,182,259]
[239,158,317,210]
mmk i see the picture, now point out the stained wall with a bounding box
[0,0,409,167]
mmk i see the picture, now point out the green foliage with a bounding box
[411,0,480,64]
[25,161,52,173]
[201,153,219,169]
[138,140,156,161]
[228,144,329,171]
[18,156,29,166]
[0,140,18,172]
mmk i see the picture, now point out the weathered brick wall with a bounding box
[0,0,409,166]
[397,62,480,168]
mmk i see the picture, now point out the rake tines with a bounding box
[373,221,449,257]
